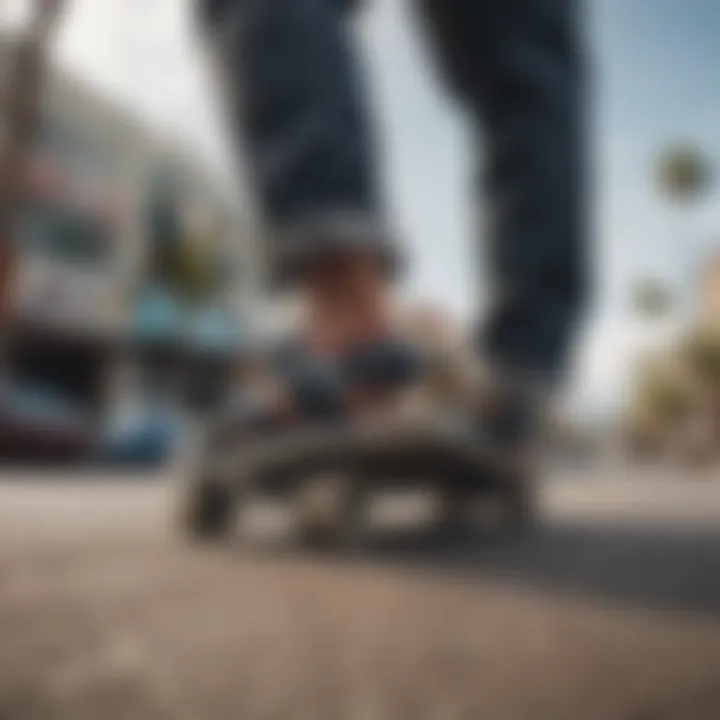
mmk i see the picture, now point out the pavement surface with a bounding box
[1,466,720,719]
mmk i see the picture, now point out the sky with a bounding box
[4,0,720,418]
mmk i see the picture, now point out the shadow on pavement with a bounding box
[355,521,720,616]
[242,520,720,618]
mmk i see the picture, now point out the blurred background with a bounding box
[1,0,719,470]
[1,2,720,718]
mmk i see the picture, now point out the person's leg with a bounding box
[200,0,400,357]
[417,0,587,390]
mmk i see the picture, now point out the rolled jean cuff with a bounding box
[267,210,404,287]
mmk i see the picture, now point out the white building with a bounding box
[2,36,262,429]
[5,40,258,337]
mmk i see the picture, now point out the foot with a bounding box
[434,365,546,534]
[474,365,548,477]
[222,248,422,433]
[294,248,419,418]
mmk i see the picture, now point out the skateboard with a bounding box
[177,414,537,547]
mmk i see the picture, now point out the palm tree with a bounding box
[686,327,720,449]
[634,144,715,321]
[0,0,65,324]
[656,144,713,205]
[625,146,720,463]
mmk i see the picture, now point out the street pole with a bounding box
[0,0,64,325]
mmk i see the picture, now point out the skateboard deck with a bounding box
[181,415,536,543]
[209,416,513,496]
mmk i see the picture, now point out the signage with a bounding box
[26,155,126,223]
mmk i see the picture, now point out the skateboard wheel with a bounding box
[435,486,480,537]
[499,478,538,532]
[294,474,366,550]
[177,422,238,542]
[179,475,236,542]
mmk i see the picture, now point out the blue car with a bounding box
[99,402,186,469]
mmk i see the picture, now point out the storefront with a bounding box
[0,64,254,463]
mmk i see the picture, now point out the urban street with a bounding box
[1,467,720,719]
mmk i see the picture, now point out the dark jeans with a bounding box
[201,0,587,383]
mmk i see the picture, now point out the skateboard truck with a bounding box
[177,413,537,547]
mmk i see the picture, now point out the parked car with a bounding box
[0,381,95,462]
[98,401,185,469]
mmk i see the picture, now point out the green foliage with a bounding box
[640,377,689,421]
[687,328,720,381]
[656,144,713,202]
[146,198,227,305]
[630,351,698,427]
[175,235,222,304]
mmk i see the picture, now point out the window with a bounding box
[38,115,113,186]
[20,197,113,268]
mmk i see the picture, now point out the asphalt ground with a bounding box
[1,469,720,719]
